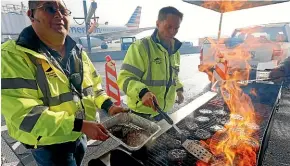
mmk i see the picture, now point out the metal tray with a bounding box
[102,112,161,151]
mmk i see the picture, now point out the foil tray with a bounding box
[102,112,161,151]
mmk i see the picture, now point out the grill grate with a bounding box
[141,83,281,166]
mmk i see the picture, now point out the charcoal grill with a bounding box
[139,83,281,166]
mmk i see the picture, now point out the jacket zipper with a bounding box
[34,136,42,149]
[163,52,173,111]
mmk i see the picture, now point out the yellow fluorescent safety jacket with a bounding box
[1,39,110,148]
[117,30,183,116]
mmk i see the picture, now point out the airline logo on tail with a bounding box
[126,6,141,28]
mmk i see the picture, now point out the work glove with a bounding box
[81,120,109,141]
[141,92,158,111]
[108,106,130,116]
[176,91,184,104]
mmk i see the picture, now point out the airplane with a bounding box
[69,6,155,48]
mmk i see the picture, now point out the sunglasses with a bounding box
[35,4,72,16]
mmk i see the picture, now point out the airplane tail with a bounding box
[126,6,141,28]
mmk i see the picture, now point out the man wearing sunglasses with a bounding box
[1,1,128,165]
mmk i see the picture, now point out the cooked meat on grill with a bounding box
[126,130,150,147]
[186,122,199,131]
[213,109,228,117]
[185,116,199,131]
[198,109,213,115]
[167,149,187,161]
[241,137,260,149]
[215,116,229,125]
[194,116,210,124]
[165,137,182,149]
[232,127,246,136]
[246,122,260,130]
[194,129,212,140]
[175,129,191,139]
[212,131,229,142]
[230,114,244,121]
[180,129,191,138]
[209,125,225,132]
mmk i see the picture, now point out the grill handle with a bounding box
[153,100,174,125]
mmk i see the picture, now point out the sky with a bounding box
[2,0,290,44]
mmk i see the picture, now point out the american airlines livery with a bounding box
[69,6,155,46]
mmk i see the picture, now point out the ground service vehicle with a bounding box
[199,22,290,82]
[121,36,136,51]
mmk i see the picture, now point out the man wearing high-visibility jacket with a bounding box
[117,6,184,121]
[1,1,128,165]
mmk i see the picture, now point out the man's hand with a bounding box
[176,91,184,104]
[81,120,109,141]
[108,106,130,116]
[141,92,158,111]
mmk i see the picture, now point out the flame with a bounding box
[211,84,259,165]
[195,1,275,165]
[196,86,260,165]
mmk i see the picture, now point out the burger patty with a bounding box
[195,116,210,124]
[213,109,228,117]
[194,129,212,140]
[215,116,229,125]
[186,122,199,131]
[167,149,187,161]
[209,125,225,133]
[198,109,213,115]
[165,137,182,149]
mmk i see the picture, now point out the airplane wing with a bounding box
[89,27,155,40]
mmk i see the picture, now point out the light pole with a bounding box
[82,0,97,53]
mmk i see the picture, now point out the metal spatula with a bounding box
[182,140,213,163]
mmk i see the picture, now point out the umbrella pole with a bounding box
[218,13,223,40]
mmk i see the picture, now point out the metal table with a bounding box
[83,83,283,166]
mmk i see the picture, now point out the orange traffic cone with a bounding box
[105,55,121,106]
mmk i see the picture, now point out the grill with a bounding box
[136,83,281,166]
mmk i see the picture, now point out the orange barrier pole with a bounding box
[105,55,121,106]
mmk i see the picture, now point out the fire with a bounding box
[196,1,271,165]
[197,83,260,166]
[213,82,259,165]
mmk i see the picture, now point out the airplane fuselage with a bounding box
[69,25,128,38]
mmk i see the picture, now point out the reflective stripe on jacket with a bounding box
[117,33,183,117]
[1,40,110,147]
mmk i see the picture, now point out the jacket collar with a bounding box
[150,28,182,54]
[16,25,76,54]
